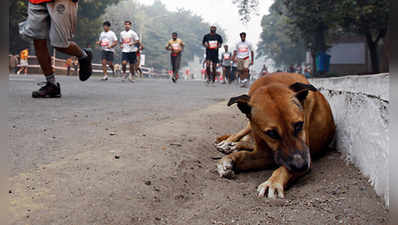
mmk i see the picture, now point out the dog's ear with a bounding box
[290,82,317,102]
[228,94,251,118]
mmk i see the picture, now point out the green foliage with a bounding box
[103,0,226,70]
[235,0,390,73]
[9,0,29,54]
[257,3,306,68]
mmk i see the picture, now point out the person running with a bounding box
[166,32,184,83]
[202,26,223,85]
[135,40,144,78]
[19,0,92,98]
[17,48,29,75]
[119,20,139,82]
[220,45,233,84]
[233,32,254,88]
[97,21,118,81]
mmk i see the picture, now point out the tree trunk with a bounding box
[366,33,380,74]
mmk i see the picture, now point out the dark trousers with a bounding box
[171,54,181,75]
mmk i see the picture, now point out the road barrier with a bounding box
[9,55,170,79]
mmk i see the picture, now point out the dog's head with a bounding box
[228,82,317,173]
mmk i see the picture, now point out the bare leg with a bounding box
[122,61,127,76]
[54,41,83,58]
[34,39,53,76]
[102,59,108,76]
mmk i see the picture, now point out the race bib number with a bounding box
[171,43,181,51]
[209,40,218,49]
[224,54,230,60]
[239,46,249,53]
[122,38,131,44]
[101,39,110,47]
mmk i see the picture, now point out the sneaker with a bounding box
[172,76,176,83]
[78,48,93,81]
[32,82,61,98]
[101,76,109,81]
[128,74,135,83]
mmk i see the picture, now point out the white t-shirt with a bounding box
[99,31,118,52]
[120,30,139,53]
[235,41,253,59]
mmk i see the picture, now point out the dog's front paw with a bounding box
[215,141,237,154]
[257,178,285,199]
[217,157,235,178]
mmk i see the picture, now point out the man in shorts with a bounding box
[119,20,139,82]
[202,26,223,84]
[220,45,233,84]
[97,21,118,81]
[166,32,184,83]
[233,32,254,88]
[19,0,92,98]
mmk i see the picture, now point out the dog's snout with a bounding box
[289,154,309,172]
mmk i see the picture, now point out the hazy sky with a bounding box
[137,0,273,49]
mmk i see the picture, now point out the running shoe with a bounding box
[32,82,61,98]
[78,48,93,82]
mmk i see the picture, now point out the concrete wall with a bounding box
[310,74,389,206]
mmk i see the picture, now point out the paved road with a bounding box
[9,75,243,175]
[9,74,388,225]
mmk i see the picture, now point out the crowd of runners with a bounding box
[16,0,257,98]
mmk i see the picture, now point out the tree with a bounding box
[234,0,390,74]
[103,0,227,70]
[9,0,29,54]
[257,3,306,69]
[336,0,390,73]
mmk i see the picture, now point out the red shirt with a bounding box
[29,0,53,3]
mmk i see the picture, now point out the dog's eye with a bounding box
[294,121,304,135]
[265,130,280,140]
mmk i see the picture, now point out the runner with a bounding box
[97,21,118,81]
[19,0,92,98]
[17,48,29,75]
[119,20,139,82]
[135,40,144,78]
[165,32,184,83]
[233,32,254,88]
[202,26,223,85]
[220,45,233,84]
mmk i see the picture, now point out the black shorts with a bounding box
[102,50,114,62]
[122,52,137,64]
[206,50,219,63]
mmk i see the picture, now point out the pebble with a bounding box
[145,181,152,186]
[114,155,120,159]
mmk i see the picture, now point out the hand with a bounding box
[204,43,209,48]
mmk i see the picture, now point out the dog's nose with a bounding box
[289,154,309,172]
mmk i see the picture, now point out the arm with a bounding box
[250,50,254,65]
[165,41,171,51]
[202,36,208,48]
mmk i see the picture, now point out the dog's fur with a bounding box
[216,72,335,198]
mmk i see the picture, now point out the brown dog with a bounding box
[216,72,335,198]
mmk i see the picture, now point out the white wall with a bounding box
[310,74,389,207]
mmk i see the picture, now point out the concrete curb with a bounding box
[310,74,389,207]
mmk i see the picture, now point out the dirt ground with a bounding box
[9,100,389,225]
